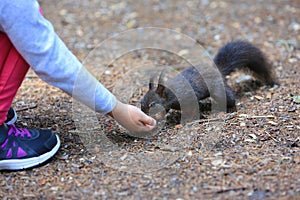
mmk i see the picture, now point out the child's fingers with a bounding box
[145,116,156,126]
[140,114,156,127]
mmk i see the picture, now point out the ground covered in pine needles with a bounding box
[0,0,299,199]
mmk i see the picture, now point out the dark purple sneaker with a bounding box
[0,123,60,170]
[5,107,17,125]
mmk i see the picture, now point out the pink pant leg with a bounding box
[0,32,30,125]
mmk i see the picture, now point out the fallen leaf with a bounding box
[175,124,183,129]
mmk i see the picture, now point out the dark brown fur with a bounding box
[141,41,276,116]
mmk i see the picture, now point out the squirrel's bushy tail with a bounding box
[213,41,275,85]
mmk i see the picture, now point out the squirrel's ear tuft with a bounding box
[156,71,167,99]
[149,76,155,90]
[156,83,167,99]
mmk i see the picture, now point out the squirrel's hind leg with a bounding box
[225,84,237,112]
[209,83,236,112]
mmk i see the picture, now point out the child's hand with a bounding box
[108,101,156,133]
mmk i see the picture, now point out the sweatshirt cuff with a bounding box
[98,94,117,115]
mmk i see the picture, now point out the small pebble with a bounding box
[187,151,193,156]
[289,22,300,31]
[240,122,246,127]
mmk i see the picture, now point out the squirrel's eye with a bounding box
[149,102,156,107]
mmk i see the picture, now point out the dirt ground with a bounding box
[0,0,299,199]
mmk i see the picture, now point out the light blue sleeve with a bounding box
[0,0,117,114]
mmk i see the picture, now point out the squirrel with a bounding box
[141,40,276,120]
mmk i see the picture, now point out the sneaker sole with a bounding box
[0,135,60,170]
[5,109,17,125]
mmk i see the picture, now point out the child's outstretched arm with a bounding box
[0,0,156,133]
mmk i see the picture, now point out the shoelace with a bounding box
[7,124,31,138]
